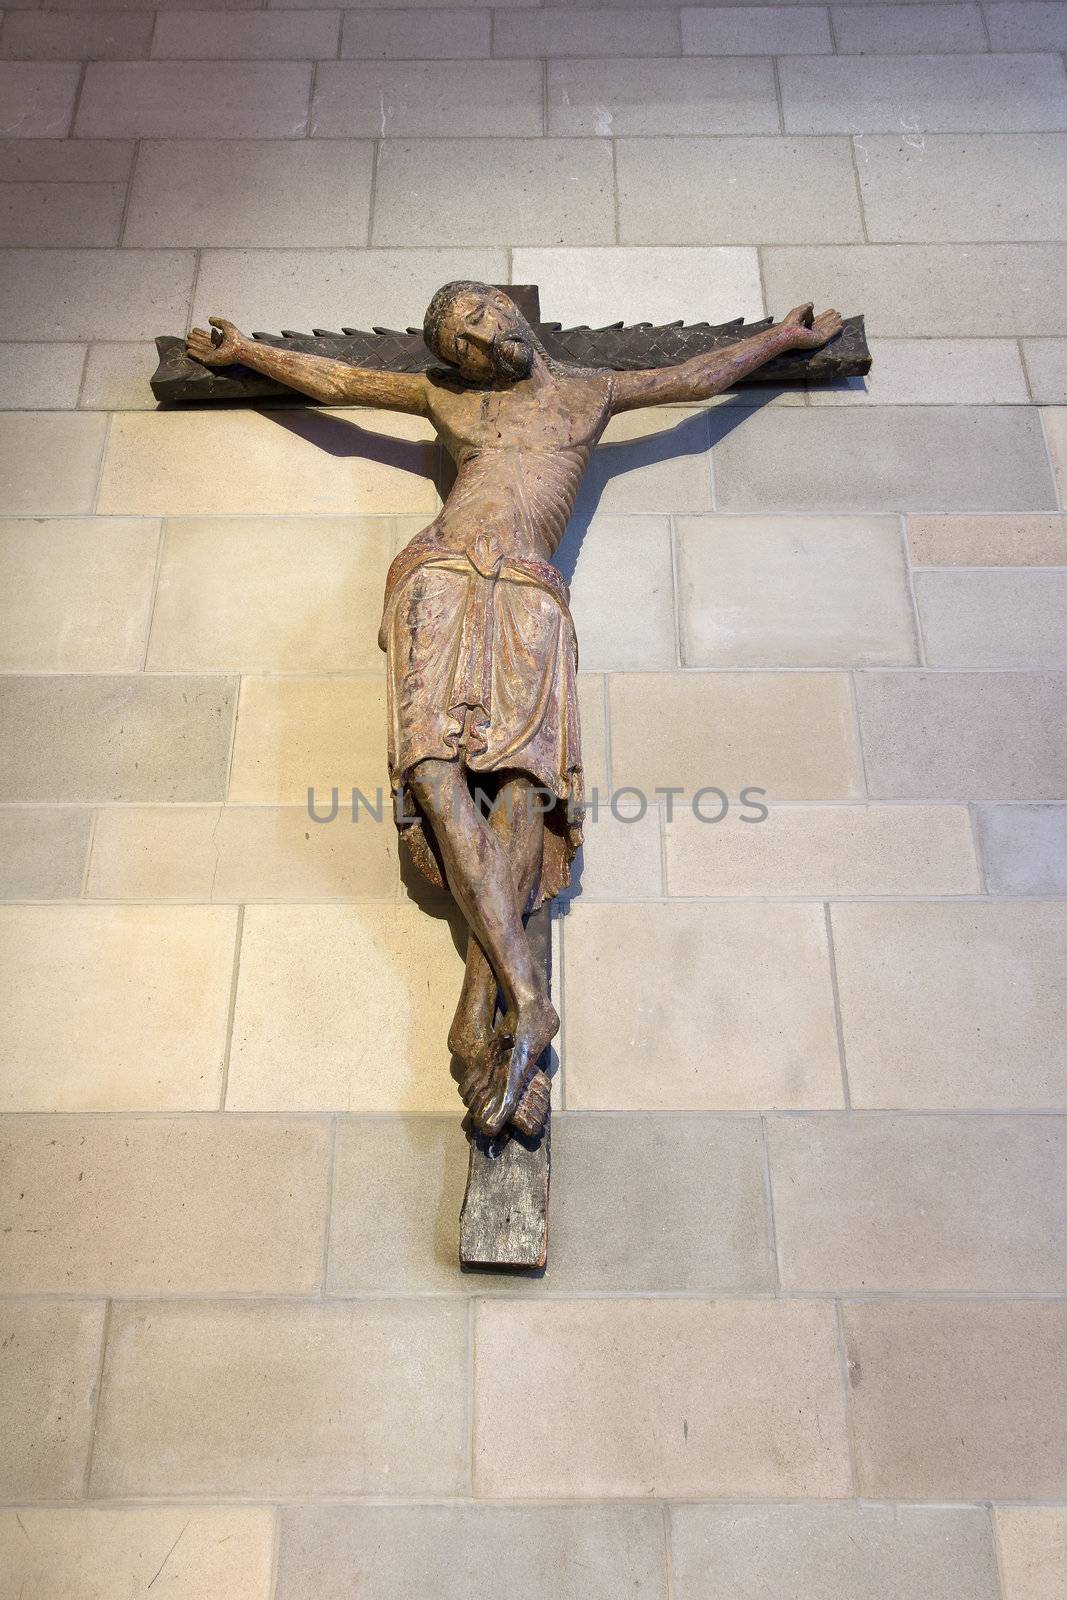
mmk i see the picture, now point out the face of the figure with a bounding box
[437,289,535,383]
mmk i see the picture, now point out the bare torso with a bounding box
[418,368,614,567]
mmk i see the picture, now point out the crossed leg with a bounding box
[408,759,558,1135]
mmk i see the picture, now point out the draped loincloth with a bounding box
[378,537,584,909]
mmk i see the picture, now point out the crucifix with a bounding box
[156,283,870,1271]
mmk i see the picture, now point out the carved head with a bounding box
[423,281,537,382]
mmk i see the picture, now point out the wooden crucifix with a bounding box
[157,283,870,1272]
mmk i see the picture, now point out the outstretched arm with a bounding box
[186,318,428,415]
[609,304,844,413]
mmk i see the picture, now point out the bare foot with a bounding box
[511,1069,551,1138]
[470,995,559,1137]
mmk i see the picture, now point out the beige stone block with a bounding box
[808,338,1030,406]
[565,901,842,1110]
[0,516,159,671]
[228,675,387,804]
[562,514,675,670]
[154,9,341,57]
[916,570,1067,667]
[609,672,862,799]
[0,806,91,898]
[832,900,1067,1108]
[0,673,237,803]
[513,245,764,328]
[546,56,779,136]
[0,11,154,58]
[1024,339,1067,404]
[80,341,158,409]
[0,1507,276,1600]
[475,1297,849,1497]
[49,0,262,7]
[857,133,1067,243]
[92,1299,467,1496]
[0,342,85,407]
[908,513,1067,564]
[315,59,543,137]
[0,138,134,182]
[493,6,679,53]
[834,2,989,52]
[769,1113,1067,1292]
[712,406,1056,513]
[0,413,107,515]
[617,135,863,244]
[88,803,399,901]
[577,671,608,795]
[1041,406,1067,498]
[0,180,126,246]
[75,61,313,138]
[373,138,615,246]
[574,804,662,898]
[762,243,1067,337]
[341,6,489,57]
[192,245,508,333]
[0,247,195,340]
[856,670,1067,799]
[996,1508,1067,1600]
[0,1301,104,1501]
[976,803,1067,895]
[0,62,81,137]
[671,1503,1000,1600]
[677,514,915,666]
[843,1299,1067,1499]
[0,1116,330,1295]
[582,406,713,514]
[666,803,978,896]
[148,515,391,673]
[277,1504,665,1600]
[125,139,373,248]
[227,903,465,1111]
[986,3,1067,49]
[780,53,1067,133]
[683,5,833,53]
[327,1113,772,1294]
[98,408,438,517]
[0,904,237,1111]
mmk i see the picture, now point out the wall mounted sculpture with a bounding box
[161,284,870,1269]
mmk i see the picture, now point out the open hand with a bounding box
[779,303,844,351]
[186,316,244,368]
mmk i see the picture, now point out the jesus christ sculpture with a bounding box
[186,284,843,1142]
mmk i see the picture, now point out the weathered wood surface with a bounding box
[460,906,551,1272]
[151,284,870,404]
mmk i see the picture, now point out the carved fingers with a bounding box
[186,316,243,367]
[782,306,844,351]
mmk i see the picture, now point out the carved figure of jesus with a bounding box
[186,284,842,1142]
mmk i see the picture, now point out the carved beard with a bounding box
[489,333,534,380]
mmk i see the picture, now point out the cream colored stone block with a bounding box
[228,675,387,804]
[577,671,608,795]
[92,1299,468,1497]
[0,904,238,1111]
[79,341,158,409]
[88,804,399,901]
[677,514,915,666]
[1040,406,1067,500]
[808,338,1029,406]
[564,514,675,670]
[996,1509,1067,1600]
[227,903,465,1111]
[148,515,392,673]
[769,1113,1067,1293]
[0,1508,276,1600]
[0,62,81,137]
[313,59,542,137]
[583,406,713,515]
[0,806,91,898]
[857,132,1067,243]
[0,1115,330,1295]
[75,61,313,138]
[512,245,764,328]
[916,570,1067,667]
[0,413,107,515]
[0,247,195,341]
[666,803,978,896]
[154,9,341,58]
[843,1300,1067,1499]
[98,409,439,517]
[908,513,1067,565]
[832,901,1067,1108]
[0,342,85,407]
[1,11,155,58]
[124,139,374,248]
[493,6,679,54]
[0,517,159,671]
[340,7,489,57]
[475,1298,849,1497]
[0,139,134,182]
[1024,338,1067,404]
[608,672,862,799]
[546,56,779,137]
[0,1301,104,1501]
[565,901,842,1110]
[0,180,126,246]
[780,53,1067,134]
[574,805,662,898]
